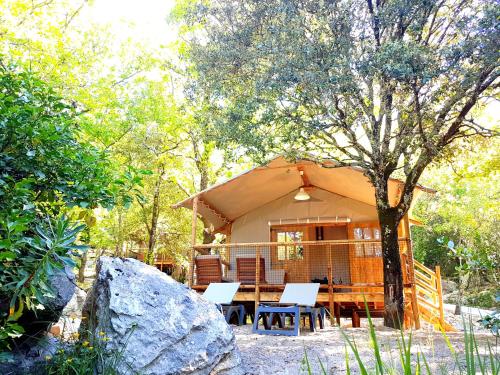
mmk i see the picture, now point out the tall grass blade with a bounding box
[420,348,433,375]
[487,341,499,375]
[364,297,384,374]
[318,357,327,375]
[303,349,313,375]
[340,329,369,375]
[345,345,351,375]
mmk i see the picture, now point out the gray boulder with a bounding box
[0,267,75,374]
[18,266,75,338]
[82,257,244,375]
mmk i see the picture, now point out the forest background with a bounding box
[0,0,497,317]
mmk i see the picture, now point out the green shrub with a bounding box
[464,290,498,309]
[45,330,131,375]
[0,63,115,353]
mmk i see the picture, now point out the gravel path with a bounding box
[234,317,497,375]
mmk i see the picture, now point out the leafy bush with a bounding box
[464,290,498,309]
[0,63,116,353]
[45,330,126,375]
[0,216,85,349]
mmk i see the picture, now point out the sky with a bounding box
[83,0,177,47]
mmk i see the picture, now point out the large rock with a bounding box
[17,265,76,338]
[0,267,75,374]
[82,257,244,375]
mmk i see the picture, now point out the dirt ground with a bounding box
[234,317,497,375]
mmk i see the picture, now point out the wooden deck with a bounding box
[192,282,418,327]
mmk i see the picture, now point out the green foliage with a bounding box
[464,291,498,310]
[176,0,499,168]
[0,217,84,350]
[45,330,131,375]
[412,140,499,291]
[0,63,115,211]
[0,64,116,351]
[479,309,500,338]
[305,307,500,374]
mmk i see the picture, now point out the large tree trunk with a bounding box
[373,173,405,329]
[148,172,163,256]
[201,216,216,244]
[378,207,404,329]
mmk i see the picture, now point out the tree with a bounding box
[0,63,115,350]
[175,107,236,244]
[176,0,499,327]
[412,137,499,303]
[114,80,185,257]
[0,0,191,263]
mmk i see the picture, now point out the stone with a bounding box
[441,279,458,294]
[17,266,76,339]
[82,257,244,375]
[0,267,76,374]
[0,335,60,375]
[55,286,87,339]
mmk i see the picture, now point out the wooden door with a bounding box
[347,222,383,284]
[270,225,310,282]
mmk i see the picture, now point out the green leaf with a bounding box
[0,251,17,261]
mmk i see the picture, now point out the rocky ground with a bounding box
[234,316,497,375]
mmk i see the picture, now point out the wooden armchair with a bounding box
[195,255,224,285]
[236,257,266,284]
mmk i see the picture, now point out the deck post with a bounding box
[403,215,420,329]
[255,247,261,314]
[327,245,335,325]
[435,265,445,330]
[188,196,199,288]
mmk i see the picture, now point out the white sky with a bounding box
[83,0,177,47]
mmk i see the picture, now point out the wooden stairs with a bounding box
[413,259,456,332]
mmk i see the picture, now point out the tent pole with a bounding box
[188,196,199,288]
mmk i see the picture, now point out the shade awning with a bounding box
[173,156,435,232]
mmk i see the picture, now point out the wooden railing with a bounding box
[413,259,447,330]
[189,238,424,328]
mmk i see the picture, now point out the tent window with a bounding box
[276,231,304,260]
[353,226,382,258]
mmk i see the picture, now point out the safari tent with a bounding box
[174,156,452,330]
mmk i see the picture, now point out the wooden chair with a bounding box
[195,255,224,285]
[236,257,266,284]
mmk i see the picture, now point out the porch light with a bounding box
[294,187,310,201]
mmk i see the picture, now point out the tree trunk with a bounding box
[201,216,216,244]
[148,170,163,257]
[374,176,405,329]
[379,209,404,328]
[78,250,87,283]
[114,208,123,257]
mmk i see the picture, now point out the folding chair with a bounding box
[203,282,246,326]
[252,283,324,336]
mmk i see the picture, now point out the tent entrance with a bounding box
[269,224,351,284]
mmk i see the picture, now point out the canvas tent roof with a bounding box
[173,156,434,232]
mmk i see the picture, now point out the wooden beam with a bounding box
[435,265,445,330]
[297,166,311,187]
[193,238,410,249]
[255,248,261,314]
[188,196,199,288]
[403,214,421,329]
[327,246,335,325]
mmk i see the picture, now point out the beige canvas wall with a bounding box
[231,188,378,243]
